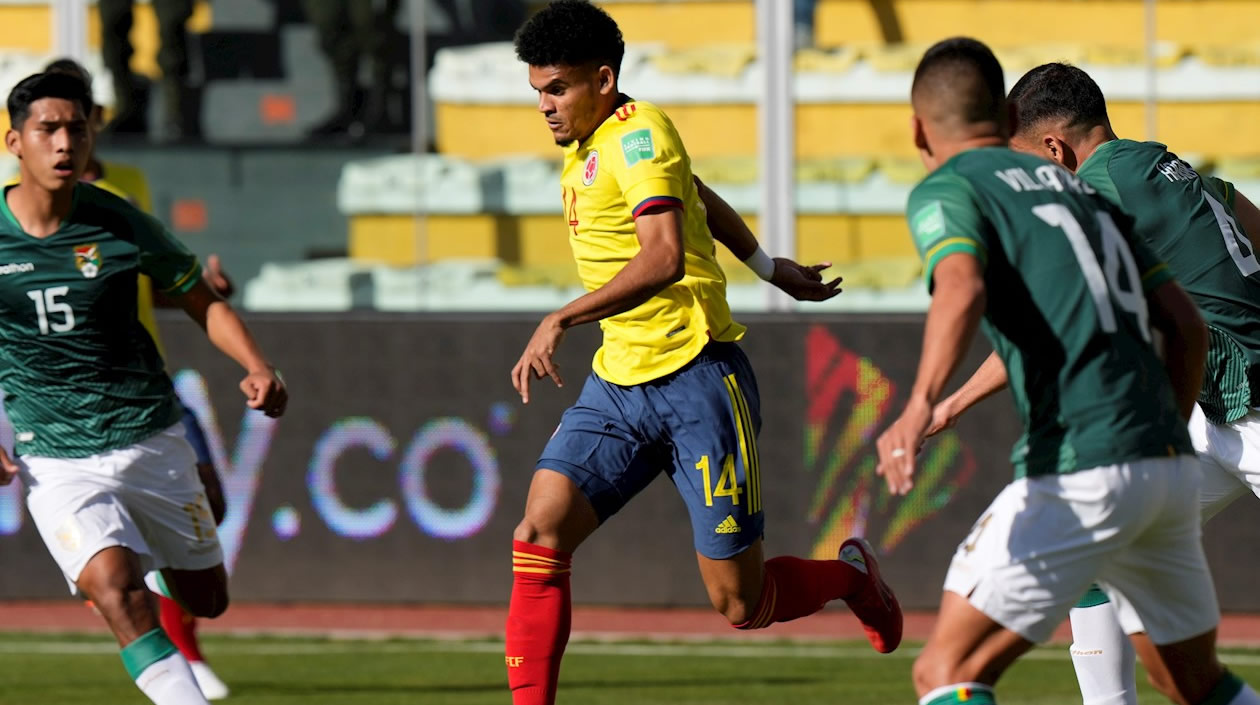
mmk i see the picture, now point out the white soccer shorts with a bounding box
[21,422,224,593]
[942,456,1219,645]
[1189,404,1260,522]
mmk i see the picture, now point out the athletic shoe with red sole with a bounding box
[839,537,903,653]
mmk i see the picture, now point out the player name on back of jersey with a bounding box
[994,164,1097,195]
[1158,157,1197,184]
[0,262,34,275]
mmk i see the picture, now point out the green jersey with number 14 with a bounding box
[1077,139,1260,425]
[0,183,201,458]
[907,147,1192,479]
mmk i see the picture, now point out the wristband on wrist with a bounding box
[742,247,775,281]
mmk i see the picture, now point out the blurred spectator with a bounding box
[303,0,402,139]
[99,0,197,140]
[795,0,817,50]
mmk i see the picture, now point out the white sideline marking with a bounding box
[2,639,1260,665]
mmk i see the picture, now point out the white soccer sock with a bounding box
[135,652,210,705]
[1069,604,1137,705]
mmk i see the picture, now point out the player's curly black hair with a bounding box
[514,0,625,77]
[1008,63,1109,133]
[7,71,93,129]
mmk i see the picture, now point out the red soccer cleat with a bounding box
[838,537,903,653]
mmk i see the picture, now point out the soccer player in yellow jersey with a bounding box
[42,59,232,700]
[503,4,903,704]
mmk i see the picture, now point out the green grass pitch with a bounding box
[3,633,1260,704]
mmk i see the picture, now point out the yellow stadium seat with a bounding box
[650,44,757,78]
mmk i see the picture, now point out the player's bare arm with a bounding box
[877,252,986,495]
[1147,280,1208,420]
[925,350,1008,438]
[175,278,288,418]
[694,176,842,302]
[512,206,685,403]
[1230,189,1260,241]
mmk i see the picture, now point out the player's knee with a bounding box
[179,585,229,619]
[89,581,151,626]
[513,518,544,545]
[715,597,755,626]
[707,585,757,625]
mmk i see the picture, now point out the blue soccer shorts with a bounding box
[537,341,764,559]
[178,404,214,467]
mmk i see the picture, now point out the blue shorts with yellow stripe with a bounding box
[537,341,764,559]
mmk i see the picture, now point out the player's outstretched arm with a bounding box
[511,206,686,403]
[1147,280,1208,420]
[175,279,288,418]
[877,253,986,495]
[694,176,841,302]
[925,351,1008,438]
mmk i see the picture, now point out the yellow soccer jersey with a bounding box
[87,163,166,358]
[562,99,745,385]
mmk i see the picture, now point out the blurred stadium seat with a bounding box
[0,0,1255,309]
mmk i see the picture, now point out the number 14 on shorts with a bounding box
[695,455,743,507]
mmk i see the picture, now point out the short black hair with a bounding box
[44,58,94,93]
[514,0,625,77]
[911,37,1006,126]
[1008,62,1109,134]
[7,72,93,129]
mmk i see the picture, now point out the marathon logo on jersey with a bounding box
[0,262,34,276]
[74,243,101,279]
[583,150,600,186]
[621,129,655,167]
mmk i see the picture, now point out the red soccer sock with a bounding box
[506,540,573,705]
[158,594,205,663]
[736,555,864,629]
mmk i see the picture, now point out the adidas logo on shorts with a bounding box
[715,515,741,534]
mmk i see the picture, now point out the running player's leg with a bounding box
[660,343,900,651]
[1067,593,1137,705]
[23,454,208,704]
[1192,405,1258,522]
[914,591,1031,704]
[160,405,228,699]
[915,464,1155,704]
[1100,455,1260,705]
[507,374,667,705]
[129,424,229,619]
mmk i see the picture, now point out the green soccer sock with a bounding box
[121,629,207,704]
[1075,583,1110,609]
[121,629,178,680]
[919,682,997,705]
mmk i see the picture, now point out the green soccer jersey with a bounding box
[1077,139,1260,425]
[0,183,201,458]
[907,147,1193,478]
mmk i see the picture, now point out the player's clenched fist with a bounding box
[240,367,287,418]
[512,314,566,404]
